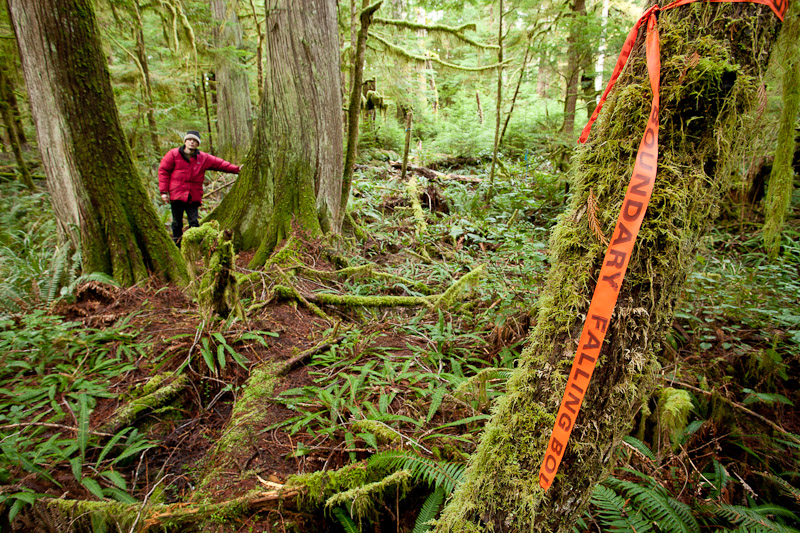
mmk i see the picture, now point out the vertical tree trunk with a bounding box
[248,0,264,101]
[130,0,160,156]
[341,1,382,222]
[7,0,187,286]
[562,0,587,135]
[205,0,343,266]
[211,0,253,162]
[594,0,611,99]
[499,43,532,146]
[435,3,781,531]
[487,0,504,200]
[0,58,32,189]
[400,111,412,181]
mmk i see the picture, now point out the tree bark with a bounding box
[7,0,187,286]
[211,0,253,162]
[435,3,782,531]
[205,0,343,266]
[561,0,587,136]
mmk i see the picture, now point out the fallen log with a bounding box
[389,161,482,183]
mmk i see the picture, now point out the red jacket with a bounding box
[158,147,239,203]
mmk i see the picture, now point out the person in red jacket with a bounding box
[158,131,240,243]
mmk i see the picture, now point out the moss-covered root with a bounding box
[196,363,281,494]
[299,263,435,295]
[101,372,189,433]
[434,3,781,532]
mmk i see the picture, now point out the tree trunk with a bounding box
[435,3,781,531]
[561,0,587,136]
[7,0,187,286]
[341,1,381,223]
[499,43,531,146]
[205,0,343,266]
[594,0,611,99]
[0,57,32,189]
[486,0,503,200]
[130,0,160,156]
[211,0,253,162]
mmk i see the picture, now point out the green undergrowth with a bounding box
[578,225,800,532]
[0,312,156,520]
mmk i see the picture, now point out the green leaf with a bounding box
[81,477,105,499]
[101,470,127,490]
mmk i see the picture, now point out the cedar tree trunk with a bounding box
[7,0,187,286]
[205,0,342,266]
[211,0,253,162]
[435,2,781,531]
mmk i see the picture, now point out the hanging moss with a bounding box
[325,470,412,526]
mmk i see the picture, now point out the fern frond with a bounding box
[590,484,653,533]
[587,188,609,246]
[707,503,800,532]
[413,487,445,533]
[757,472,800,503]
[368,450,465,494]
[623,435,655,461]
[45,245,69,304]
[604,476,699,533]
[332,506,360,533]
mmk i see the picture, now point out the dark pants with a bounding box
[170,200,200,243]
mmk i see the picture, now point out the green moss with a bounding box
[102,373,188,432]
[325,470,411,525]
[435,264,484,310]
[351,419,402,444]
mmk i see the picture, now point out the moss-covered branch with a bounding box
[369,31,510,71]
[373,17,497,49]
[35,488,299,531]
[101,372,189,433]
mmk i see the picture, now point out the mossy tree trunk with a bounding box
[7,0,188,286]
[211,0,253,162]
[206,0,343,266]
[435,3,781,532]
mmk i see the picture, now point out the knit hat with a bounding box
[183,131,201,144]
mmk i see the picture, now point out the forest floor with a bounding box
[1,156,799,532]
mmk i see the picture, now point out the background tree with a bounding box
[7,0,187,286]
[435,2,783,531]
[206,0,343,264]
[211,0,253,162]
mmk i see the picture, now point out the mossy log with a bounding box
[32,488,299,532]
[100,373,189,434]
[435,3,783,531]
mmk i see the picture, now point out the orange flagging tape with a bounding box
[540,0,786,492]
